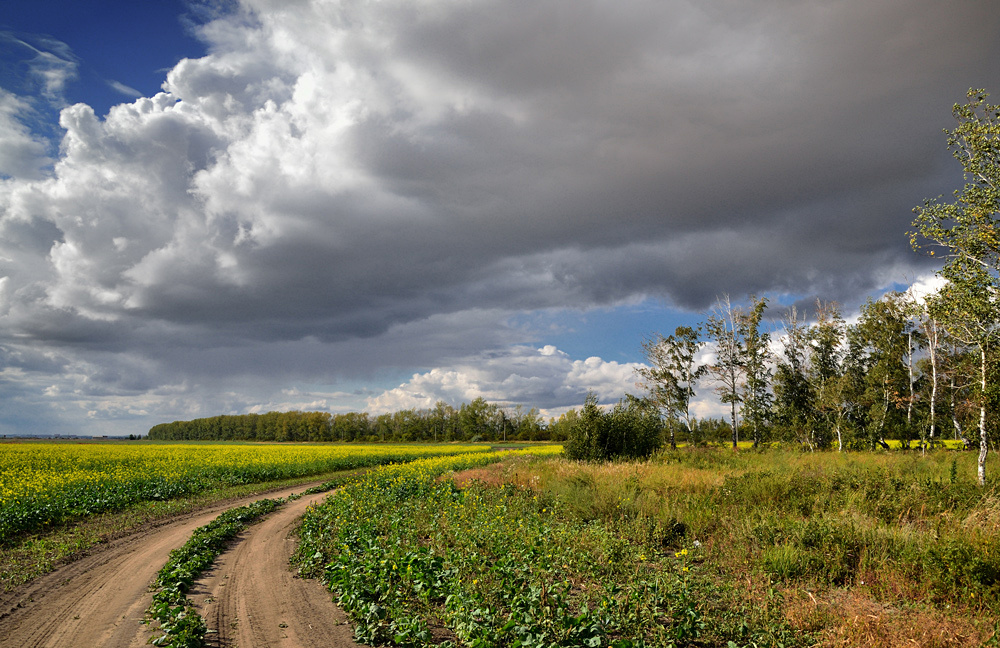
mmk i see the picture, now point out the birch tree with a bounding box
[929,269,997,485]
[855,294,910,450]
[706,296,745,449]
[809,301,847,451]
[910,293,944,452]
[773,307,813,447]
[912,88,1000,486]
[636,326,705,449]
[740,295,772,448]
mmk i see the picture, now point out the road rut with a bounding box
[190,490,358,647]
[0,484,360,648]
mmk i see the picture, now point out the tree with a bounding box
[929,268,998,485]
[772,306,814,447]
[739,295,772,448]
[854,294,911,450]
[912,88,1000,486]
[809,301,847,451]
[910,290,944,452]
[564,393,663,461]
[705,296,745,449]
[459,398,499,441]
[636,325,705,449]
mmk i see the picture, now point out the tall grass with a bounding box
[500,448,1000,646]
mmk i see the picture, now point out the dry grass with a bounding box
[448,463,508,488]
[786,589,992,648]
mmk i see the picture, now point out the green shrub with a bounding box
[564,394,663,461]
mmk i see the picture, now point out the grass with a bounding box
[296,448,798,647]
[497,448,1000,647]
[146,498,283,648]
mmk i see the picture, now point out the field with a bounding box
[297,447,1000,647]
[0,440,485,544]
[3,440,999,647]
[0,443,558,648]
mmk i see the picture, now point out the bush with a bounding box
[564,394,663,461]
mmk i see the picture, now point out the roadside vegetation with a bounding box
[297,448,1000,647]
[146,448,549,648]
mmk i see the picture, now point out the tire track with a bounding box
[190,491,359,647]
[0,483,357,648]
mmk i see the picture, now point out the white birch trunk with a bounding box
[979,347,988,487]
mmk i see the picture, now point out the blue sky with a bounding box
[1,0,998,436]
[2,1,202,115]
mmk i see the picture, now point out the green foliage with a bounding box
[809,301,849,450]
[741,296,773,448]
[636,325,704,449]
[912,88,1000,485]
[772,307,814,446]
[853,294,912,450]
[563,394,663,461]
[525,448,999,611]
[148,401,547,443]
[705,297,747,448]
[296,452,800,647]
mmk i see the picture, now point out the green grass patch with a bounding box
[500,448,1000,646]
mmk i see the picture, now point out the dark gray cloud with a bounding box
[1,0,998,432]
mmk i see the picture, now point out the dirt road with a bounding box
[190,490,359,647]
[0,484,361,648]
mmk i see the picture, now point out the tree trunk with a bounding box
[951,373,964,442]
[928,321,938,452]
[730,400,738,450]
[907,330,915,429]
[979,347,988,487]
[928,340,937,454]
[876,386,891,450]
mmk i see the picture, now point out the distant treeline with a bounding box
[149,398,553,442]
[147,396,741,445]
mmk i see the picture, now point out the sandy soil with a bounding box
[0,484,362,648]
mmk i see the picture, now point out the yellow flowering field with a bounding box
[0,441,484,542]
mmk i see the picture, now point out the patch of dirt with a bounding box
[449,462,508,488]
[0,483,362,648]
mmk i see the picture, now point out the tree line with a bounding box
[147,398,553,443]
[637,292,984,452]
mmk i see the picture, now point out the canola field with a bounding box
[0,441,484,542]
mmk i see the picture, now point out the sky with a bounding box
[1,0,999,436]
